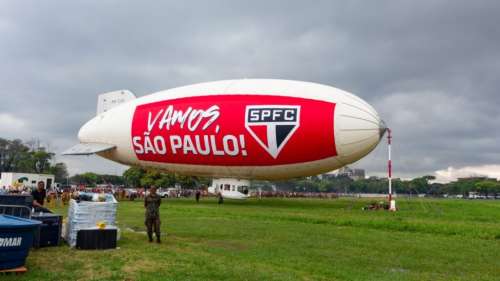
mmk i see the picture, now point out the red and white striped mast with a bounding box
[387,128,396,211]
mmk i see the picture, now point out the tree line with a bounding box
[0,138,68,182]
[68,167,211,188]
[115,168,500,196]
[255,174,500,196]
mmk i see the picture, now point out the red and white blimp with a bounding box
[64,79,386,198]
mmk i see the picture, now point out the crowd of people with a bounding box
[1,184,212,207]
[2,183,344,202]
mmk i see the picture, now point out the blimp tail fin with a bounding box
[62,142,116,155]
[97,90,136,115]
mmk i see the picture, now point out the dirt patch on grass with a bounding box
[122,258,163,276]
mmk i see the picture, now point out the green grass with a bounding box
[4,198,500,281]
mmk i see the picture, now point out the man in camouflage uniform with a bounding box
[144,186,162,243]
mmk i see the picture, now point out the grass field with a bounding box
[4,197,500,281]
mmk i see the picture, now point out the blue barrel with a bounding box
[0,215,41,270]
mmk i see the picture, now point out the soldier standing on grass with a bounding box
[195,189,201,203]
[144,186,162,243]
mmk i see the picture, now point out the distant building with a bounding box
[320,173,336,180]
[338,166,365,181]
[0,172,55,191]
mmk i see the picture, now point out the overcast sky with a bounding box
[1,1,499,181]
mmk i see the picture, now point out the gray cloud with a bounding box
[1,1,499,177]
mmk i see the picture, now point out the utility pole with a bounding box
[388,128,396,211]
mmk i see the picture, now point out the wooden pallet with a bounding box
[0,266,27,275]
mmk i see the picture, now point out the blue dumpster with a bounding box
[0,215,41,270]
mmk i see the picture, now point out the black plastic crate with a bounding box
[31,213,62,248]
[76,229,117,250]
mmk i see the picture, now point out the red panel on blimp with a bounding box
[131,95,337,166]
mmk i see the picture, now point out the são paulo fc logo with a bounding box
[245,105,301,158]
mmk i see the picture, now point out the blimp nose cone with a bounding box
[335,97,385,165]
